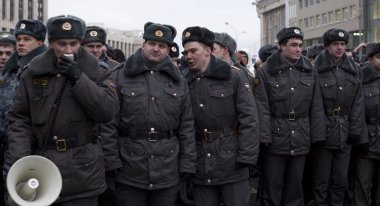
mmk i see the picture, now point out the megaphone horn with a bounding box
[7,155,62,206]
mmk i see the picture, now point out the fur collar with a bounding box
[182,55,231,83]
[123,48,181,82]
[28,47,101,80]
[314,49,359,75]
[3,44,47,75]
[265,49,313,76]
[362,64,380,84]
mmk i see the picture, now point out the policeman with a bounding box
[213,32,239,67]
[351,43,380,205]
[7,15,119,206]
[181,26,259,206]
[0,34,16,69]
[0,20,47,206]
[254,27,325,206]
[312,28,367,206]
[169,42,180,68]
[82,26,119,69]
[105,22,196,206]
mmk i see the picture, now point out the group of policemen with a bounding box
[0,13,379,206]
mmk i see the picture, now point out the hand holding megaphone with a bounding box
[7,155,62,206]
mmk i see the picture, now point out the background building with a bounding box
[1,0,48,34]
[256,0,380,51]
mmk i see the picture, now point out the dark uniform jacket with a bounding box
[182,55,259,185]
[314,50,367,149]
[254,50,325,155]
[360,64,380,158]
[7,47,119,202]
[108,48,196,190]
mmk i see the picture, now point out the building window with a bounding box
[316,14,321,26]
[350,5,356,18]
[304,0,308,7]
[342,7,349,19]
[310,0,314,6]
[38,0,44,21]
[2,0,6,20]
[19,0,24,19]
[299,0,303,9]
[322,13,327,24]
[316,0,320,3]
[2,27,6,32]
[28,0,34,19]
[310,16,315,27]
[329,11,334,23]
[10,0,14,21]
[304,18,309,28]
[299,19,303,27]
[335,9,342,21]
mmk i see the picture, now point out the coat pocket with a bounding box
[120,87,146,114]
[268,80,288,102]
[119,139,147,180]
[209,87,235,115]
[319,78,337,101]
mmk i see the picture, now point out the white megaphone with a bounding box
[7,155,62,206]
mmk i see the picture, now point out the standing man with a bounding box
[169,42,180,68]
[0,34,16,69]
[0,20,47,206]
[106,22,196,206]
[254,27,325,206]
[7,15,118,206]
[312,28,367,206]
[181,26,259,206]
[82,26,118,69]
[353,43,380,205]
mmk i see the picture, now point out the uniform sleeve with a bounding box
[234,71,260,166]
[7,73,33,163]
[71,69,119,123]
[253,68,272,144]
[310,68,326,143]
[98,69,122,171]
[348,71,368,145]
[177,81,196,174]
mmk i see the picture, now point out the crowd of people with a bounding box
[0,14,379,206]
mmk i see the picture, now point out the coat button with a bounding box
[197,77,201,81]
[149,184,154,188]
[339,86,343,90]
[289,68,292,70]
[57,74,61,78]
[131,92,135,96]
[174,93,177,96]
[150,71,154,74]
[150,155,154,159]
[277,128,280,131]
[291,131,295,134]
[370,93,372,97]
[276,84,279,87]
[290,87,294,91]
[207,179,211,184]
[204,129,208,133]
[207,153,211,158]
[325,84,328,87]
[151,97,155,101]
[199,104,204,107]
[290,150,294,155]
[53,136,58,140]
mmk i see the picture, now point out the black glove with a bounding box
[180,172,194,182]
[58,55,81,84]
[235,162,252,170]
[356,143,369,155]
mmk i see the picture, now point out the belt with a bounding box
[118,129,173,142]
[39,135,96,152]
[326,107,348,117]
[196,128,237,141]
[271,111,307,120]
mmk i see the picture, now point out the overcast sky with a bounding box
[49,0,261,56]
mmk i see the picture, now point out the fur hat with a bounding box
[214,32,236,55]
[366,42,380,58]
[323,28,349,46]
[143,22,176,45]
[15,19,46,41]
[47,15,86,41]
[258,44,278,62]
[277,27,304,45]
[83,26,107,45]
[182,26,215,48]
[169,42,180,58]
[0,33,16,46]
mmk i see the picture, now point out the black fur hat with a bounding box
[47,15,86,41]
[277,27,304,45]
[169,42,180,58]
[83,26,107,45]
[143,22,176,45]
[323,28,349,46]
[366,42,380,58]
[182,26,215,48]
[15,19,46,41]
[0,33,16,46]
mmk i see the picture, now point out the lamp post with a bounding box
[225,22,246,45]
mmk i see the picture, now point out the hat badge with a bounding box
[171,46,177,52]
[338,32,345,37]
[294,29,300,34]
[62,22,72,31]
[90,31,98,37]
[20,23,26,29]
[185,31,191,38]
[155,30,163,37]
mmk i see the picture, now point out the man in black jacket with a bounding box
[254,27,325,206]
[312,28,367,206]
[181,26,259,206]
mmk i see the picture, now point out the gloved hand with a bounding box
[180,172,194,182]
[356,143,369,155]
[58,54,81,84]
